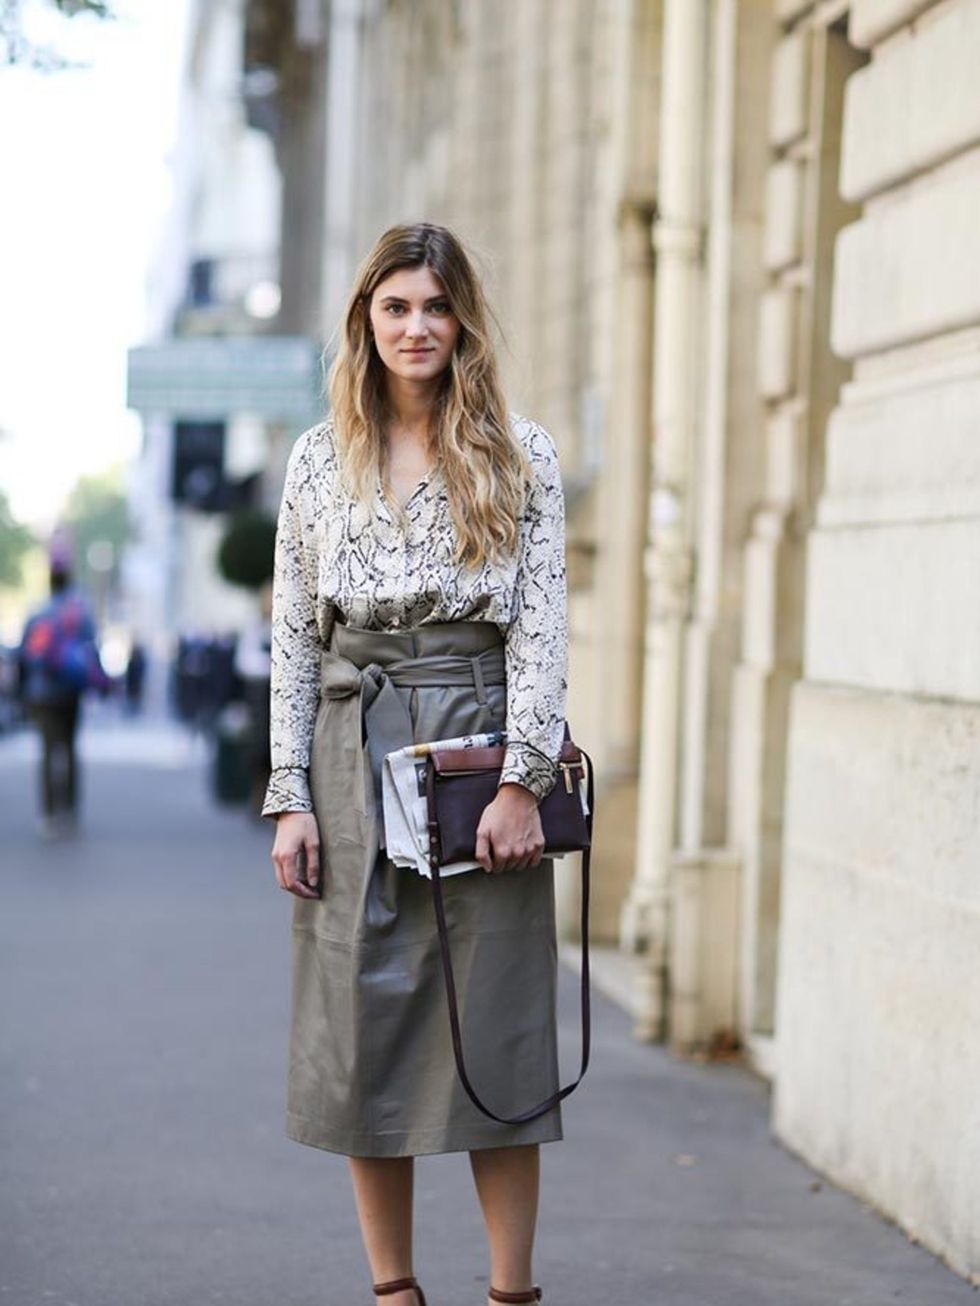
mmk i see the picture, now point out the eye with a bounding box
[382,300,451,316]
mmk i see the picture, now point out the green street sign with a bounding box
[127,336,323,421]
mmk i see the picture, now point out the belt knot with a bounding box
[320,660,389,712]
[316,646,507,849]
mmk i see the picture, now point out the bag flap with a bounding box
[431,739,583,774]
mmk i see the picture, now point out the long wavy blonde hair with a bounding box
[326,222,531,569]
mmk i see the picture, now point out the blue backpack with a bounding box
[22,597,105,694]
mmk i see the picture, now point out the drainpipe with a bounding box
[620,0,709,1041]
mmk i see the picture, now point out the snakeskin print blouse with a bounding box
[261,411,569,817]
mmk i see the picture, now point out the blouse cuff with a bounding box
[261,766,313,819]
[497,741,558,803]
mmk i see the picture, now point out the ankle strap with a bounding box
[488,1289,542,1303]
[373,1278,419,1297]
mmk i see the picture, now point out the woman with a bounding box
[264,221,568,1306]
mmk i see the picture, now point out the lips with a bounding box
[402,348,434,355]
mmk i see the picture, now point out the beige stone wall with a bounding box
[772,0,980,1279]
[350,0,598,451]
[730,5,863,1053]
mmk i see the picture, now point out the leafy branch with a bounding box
[0,487,35,589]
[1,0,115,72]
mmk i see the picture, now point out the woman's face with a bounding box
[367,265,461,385]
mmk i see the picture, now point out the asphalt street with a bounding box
[1,713,974,1306]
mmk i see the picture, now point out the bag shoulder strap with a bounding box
[426,749,594,1125]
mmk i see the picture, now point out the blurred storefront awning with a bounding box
[127,336,322,421]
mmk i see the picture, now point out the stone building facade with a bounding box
[772,0,980,1280]
[241,0,980,1280]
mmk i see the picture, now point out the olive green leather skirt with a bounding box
[285,618,563,1158]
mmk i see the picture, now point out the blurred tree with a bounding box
[51,0,112,11]
[61,466,130,596]
[217,509,277,591]
[0,488,34,588]
[1,0,114,71]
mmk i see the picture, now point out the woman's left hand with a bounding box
[475,783,545,873]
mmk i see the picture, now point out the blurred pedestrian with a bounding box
[264,222,569,1306]
[124,639,147,715]
[233,582,272,817]
[17,561,109,838]
[173,633,212,730]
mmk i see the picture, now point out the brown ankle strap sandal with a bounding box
[373,1277,427,1306]
[488,1289,542,1303]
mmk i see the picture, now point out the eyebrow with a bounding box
[378,294,449,304]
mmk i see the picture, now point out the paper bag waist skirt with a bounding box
[286,617,563,1158]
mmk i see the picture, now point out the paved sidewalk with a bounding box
[0,717,974,1305]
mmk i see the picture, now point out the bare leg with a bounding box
[348,1156,419,1304]
[469,1144,540,1301]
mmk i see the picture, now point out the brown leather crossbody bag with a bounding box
[424,730,594,1124]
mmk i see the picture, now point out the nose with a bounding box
[405,310,429,338]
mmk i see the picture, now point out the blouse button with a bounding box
[391,616,401,628]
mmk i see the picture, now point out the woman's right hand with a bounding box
[271,811,321,898]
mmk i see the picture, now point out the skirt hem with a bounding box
[286,1109,564,1159]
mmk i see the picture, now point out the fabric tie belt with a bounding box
[319,646,507,847]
